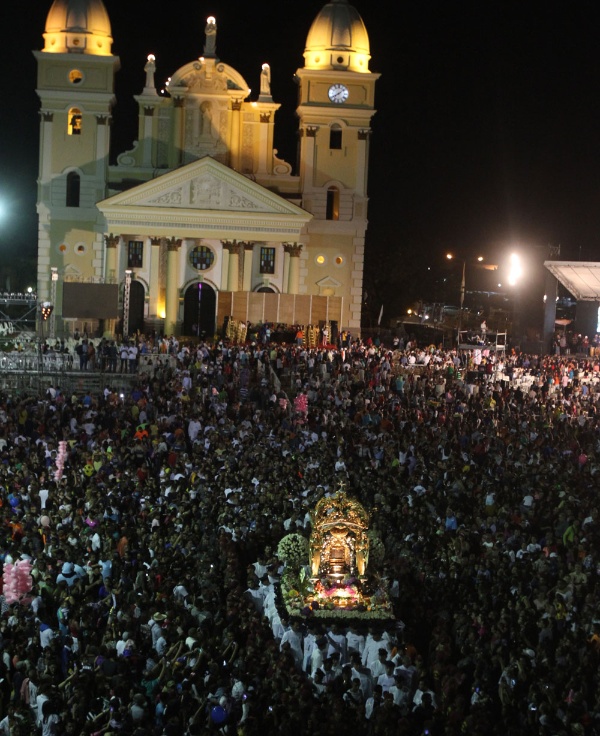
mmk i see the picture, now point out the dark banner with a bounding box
[62,283,119,319]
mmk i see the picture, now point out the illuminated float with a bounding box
[278,487,393,621]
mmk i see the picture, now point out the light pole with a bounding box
[123,269,132,338]
[50,267,58,340]
[197,274,204,340]
[445,253,484,338]
[506,252,523,345]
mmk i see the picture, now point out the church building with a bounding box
[34,0,379,339]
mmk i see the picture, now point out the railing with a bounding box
[0,353,74,372]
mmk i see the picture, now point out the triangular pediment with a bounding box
[99,157,306,218]
[316,276,342,288]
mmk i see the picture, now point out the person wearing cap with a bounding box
[55,562,79,588]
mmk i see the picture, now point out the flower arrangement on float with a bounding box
[276,533,309,570]
[280,566,394,621]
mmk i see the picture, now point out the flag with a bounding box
[377,304,384,325]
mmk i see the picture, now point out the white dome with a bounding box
[43,0,113,55]
[304,0,370,73]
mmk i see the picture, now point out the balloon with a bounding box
[210,706,227,725]
[9,497,19,507]
[40,516,50,528]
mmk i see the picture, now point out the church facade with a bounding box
[34,0,379,339]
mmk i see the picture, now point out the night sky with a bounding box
[3,0,600,316]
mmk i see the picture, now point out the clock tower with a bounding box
[295,0,379,331]
[33,0,119,317]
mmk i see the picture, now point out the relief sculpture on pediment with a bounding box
[191,176,222,208]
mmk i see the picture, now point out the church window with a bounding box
[69,69,83,85]
[68,108,82,136]
[127,241,144,268]
[326,187,340,221]
[259,247,275,274]
[66,172,80,208]
[316,254,326,265]
[329,126,342,150]
[189,245,214,271]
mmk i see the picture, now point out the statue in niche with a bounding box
[199,101,216,140]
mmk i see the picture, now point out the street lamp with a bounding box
[445,253,486,333]
[445,254,484,304]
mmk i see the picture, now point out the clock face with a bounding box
[328,84,349,104]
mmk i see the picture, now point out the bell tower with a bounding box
[33,0,120,317]
[294,0,379,331]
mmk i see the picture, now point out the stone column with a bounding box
[302,126,318,189]
[104,233,119,283]
[165,237,182,335]
[356,129,370,196]
[225,240,240,292]
[142,106,155,168]
[149,237,162,316]
[285,243,303,294]
[39,111,54,185]
[169,97,185,168]
[243,242,254,292]
[220,243,230,291]
[95,115,111,179]
[257,112,271,175]
[230,100,242,171]
[282,244,291,294]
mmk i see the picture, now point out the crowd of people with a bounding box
[0,334,599,735]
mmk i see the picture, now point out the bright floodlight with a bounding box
[507,253,523,286]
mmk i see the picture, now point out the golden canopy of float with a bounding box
[309,486,370,580]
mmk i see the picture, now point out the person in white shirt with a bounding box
[346,624,365,656]
[349,651,373,700]
[310,637,328,678]
[362,630,389,669]
[303,626,318,673]
[326,623,347,664]
[116,632,130,657]
[393,654,417,691]
[365,684,384,720]
[412,678,437,709]
[39,621,55,649]
[369,648,389,681]
[279,620,304,669]
[389,676,411,710]
[377,661,396,694]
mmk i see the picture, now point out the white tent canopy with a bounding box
[544,261,600,301]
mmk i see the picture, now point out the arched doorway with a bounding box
[256,286,275,293]
[183,282,216,338]
[129,280,145,334]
